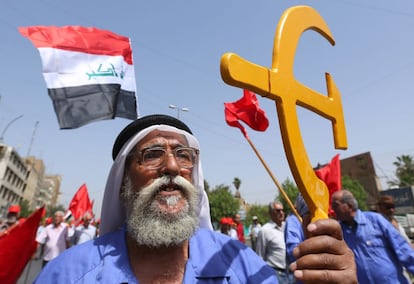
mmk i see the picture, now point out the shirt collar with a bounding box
[185,228,231,279]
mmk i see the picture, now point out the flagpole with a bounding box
[245,137,302,223]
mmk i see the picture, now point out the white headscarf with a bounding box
[100,124,213,235]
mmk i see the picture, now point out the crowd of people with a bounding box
[5,114,414,283]
[32,114,357,283]
[0,205,98,263]
[216,189,414,284]
[34,211,98,267]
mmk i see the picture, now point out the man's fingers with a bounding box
[306,219,343,240]
[293,235,346,258]
[292,251,353,270]
[292,268,356,284]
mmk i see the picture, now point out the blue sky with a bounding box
[1,0,414,217]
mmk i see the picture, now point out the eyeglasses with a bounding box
[382,204,395,210]
[273,209,284,212]
[135,146,199,169]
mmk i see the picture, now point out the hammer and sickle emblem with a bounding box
[220,5,348,221]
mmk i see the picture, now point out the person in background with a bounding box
[248,215,261,251]
[34,114,357,283]
[233,213,245,244]
[256,201,293,284]
[74,212,97,245]
[377,195,411,243]
[36,210,70,267]
[331,189,414,284]
[285,195,307,266]
[377,194,413,282]
[0,204,21,233]
[217,217,238,240]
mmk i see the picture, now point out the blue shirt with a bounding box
[284,214,304,264]
[35,226,278,283]
[340,210,414,284]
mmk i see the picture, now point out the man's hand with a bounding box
[289,218,357,284]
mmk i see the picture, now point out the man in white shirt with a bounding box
[36,211,70,267]
[248,215,262,251]
[74,212,97,245]
[256,202,293,284]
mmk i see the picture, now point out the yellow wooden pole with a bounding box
[246,137,302,223]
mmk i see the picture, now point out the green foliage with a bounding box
[19,199,32,218]
[232,177,241,190]
[273,176,368,212]
[204,179,210,193]
[276,178,299,215]
[207,184,239,226]
[46,204,66,218]
[245,204,269,227]
[342,175,368,210]
[388,154,414,187]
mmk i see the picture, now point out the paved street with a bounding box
[17,249,42,284]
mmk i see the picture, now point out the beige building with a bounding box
[0,144,63,217]
[340,152,383,209]
[23,156,45,209]
[0,144,28,217]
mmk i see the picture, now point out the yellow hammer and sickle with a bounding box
[220,5,348,221]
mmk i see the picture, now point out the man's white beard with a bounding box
[121,175,199,247]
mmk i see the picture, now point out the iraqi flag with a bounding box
[19,26,138,129]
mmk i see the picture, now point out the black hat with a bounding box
[112,114,193,160]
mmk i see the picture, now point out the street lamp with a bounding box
[169,104,189,119]
[0,114,24,143]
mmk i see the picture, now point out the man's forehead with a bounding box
[138,129,188,146]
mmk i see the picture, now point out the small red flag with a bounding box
[315,154,341,216]
[224,89,269,138]
[0,206,45,283]
[67,184,93,222]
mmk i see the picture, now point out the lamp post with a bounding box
[0,114,24,143]
[169,104,189,119]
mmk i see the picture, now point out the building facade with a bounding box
[0,143,62,218]
[0,144,28,217]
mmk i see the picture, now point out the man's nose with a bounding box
[160,153,180,176]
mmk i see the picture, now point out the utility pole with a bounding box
[27,121,39,156]
[169,104,189,119]
[0,114,24,143]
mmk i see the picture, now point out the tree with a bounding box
[233,177,241,198]
[207,184,240,228]
[46,204,66,218]
[204,179,210,193]
[19,199,32,218]
[276,178,299,215]
[246,204,269,227]
[388,154,414,187]
[274,176,368,213]
[342,175,368,210]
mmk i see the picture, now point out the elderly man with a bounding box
[74,212,97,245]
[256,202,292,283]
[36,210,70,268]
[35,114,356,283]
[331,189,414,284]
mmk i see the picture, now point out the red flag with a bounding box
[0,206,45,283]
[67,184,93,222]
[224,89,269,138]
[315,154,341,216]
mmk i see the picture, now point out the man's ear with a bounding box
[120,173,129,197]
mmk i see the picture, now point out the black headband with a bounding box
[112,114,193,160]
